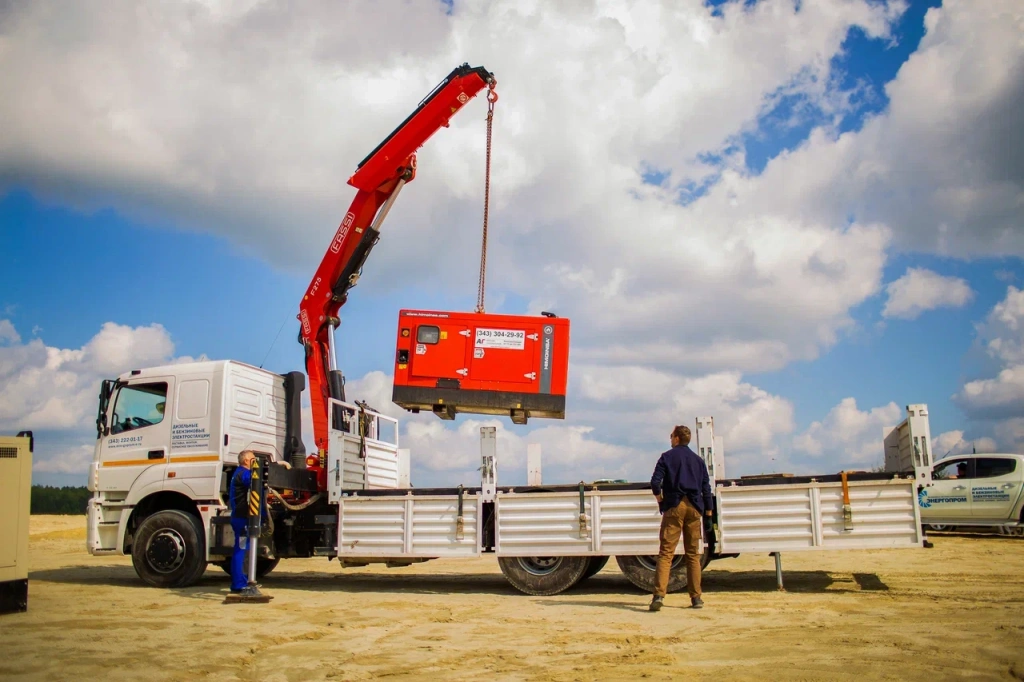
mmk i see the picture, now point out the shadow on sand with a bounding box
[29,562,889,601]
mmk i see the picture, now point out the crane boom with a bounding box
[298,63,495,464]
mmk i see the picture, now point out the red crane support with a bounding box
[298,63,495,467]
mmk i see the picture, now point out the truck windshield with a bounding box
[110,382,168,435]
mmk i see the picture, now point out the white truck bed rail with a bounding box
[330,473,922,559]
[717,476,923,552]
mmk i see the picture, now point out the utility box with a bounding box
[392,310,570,424]
[1,431,32,614]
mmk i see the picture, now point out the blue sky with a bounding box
[1,0,1021,487]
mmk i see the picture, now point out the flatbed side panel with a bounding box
[591,491,667,556]
[495,490,673,557]
[337,495,479,558]
[819,486,921,549]
[718,479,922,553]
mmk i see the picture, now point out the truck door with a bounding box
[922,457,973,519]
[410,323,471,381]
[95,378,174,492]
[969,457,1020,522]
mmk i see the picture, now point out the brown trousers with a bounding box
[654,497,703,598]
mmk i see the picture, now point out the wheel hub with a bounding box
[517,556,563,576]
[146,529,186,573]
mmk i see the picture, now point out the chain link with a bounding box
[476,81,498,314]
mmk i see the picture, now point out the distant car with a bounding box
[919,454,1024,536]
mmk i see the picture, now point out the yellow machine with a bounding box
[1,431,32,614]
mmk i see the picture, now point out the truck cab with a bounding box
[88,360,292,585]
[920,453,1024,534]
[87,359,408,587]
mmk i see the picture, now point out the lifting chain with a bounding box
[476,79,498,314]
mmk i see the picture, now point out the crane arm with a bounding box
[299,63,495,460]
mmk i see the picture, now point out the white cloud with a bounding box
[33,444,95,475]
[955,286,1024,419]
[977,286,1024,367]
[793,398,902,468]
[2,1,1021,480]
[957,366,1024,421]
[0,320,184,432]
[0,320,20,345]
[575,367,795,454]
[992,418,1024,454]
[744,0,1024,258]
[933,430,998,459]
[0,0,916,379]
[952,286,1024,452]
[882,267,974,320]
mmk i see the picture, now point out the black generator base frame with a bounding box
[393,385,565,422]
[0,578,28,614]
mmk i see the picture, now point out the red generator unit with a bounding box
[392,309,570,424]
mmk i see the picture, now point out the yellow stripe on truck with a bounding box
[169,454,222,463]
[102,454,221,467]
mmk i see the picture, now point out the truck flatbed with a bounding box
[342,470,913,497]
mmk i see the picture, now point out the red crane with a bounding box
[297,63,496,464]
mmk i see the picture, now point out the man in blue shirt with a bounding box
[229,450,256,592]
[649,425,714,611]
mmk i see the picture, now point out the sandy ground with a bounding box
[3,516,1023,681]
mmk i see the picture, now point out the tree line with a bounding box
[31,486,91,515]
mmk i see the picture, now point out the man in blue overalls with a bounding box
[229,450,257,593]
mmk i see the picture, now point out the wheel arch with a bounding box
[124,491,202,554]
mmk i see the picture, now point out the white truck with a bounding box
[917,453,1024,535]
[87,360,929,595]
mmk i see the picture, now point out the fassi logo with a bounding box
[300,309,311,336]
[330,212,356,253]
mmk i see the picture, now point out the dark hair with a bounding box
[671,425,691,446]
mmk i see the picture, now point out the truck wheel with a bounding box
[581,556,610,581]
[497,556,589,596]
[615,552,713,594]
[131,510,207,588]
[214,558,280,578]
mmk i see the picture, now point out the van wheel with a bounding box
[131,510,207,588]
[214,558,280,578]
[616,552,713,593]
[580,556,610,581]
[497,556,589,596]
[926,524,955,532]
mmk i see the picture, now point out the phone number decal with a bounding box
[475,328,526,350]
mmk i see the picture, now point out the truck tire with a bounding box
[581,556,610,581]
[497,556,589,596]
[615,552,713,594]
[131,510,208,588]
[214,557,280,578]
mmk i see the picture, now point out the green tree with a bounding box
[30,486,91,514]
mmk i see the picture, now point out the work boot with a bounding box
[691,596,704,609]
[649,596,664,612]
